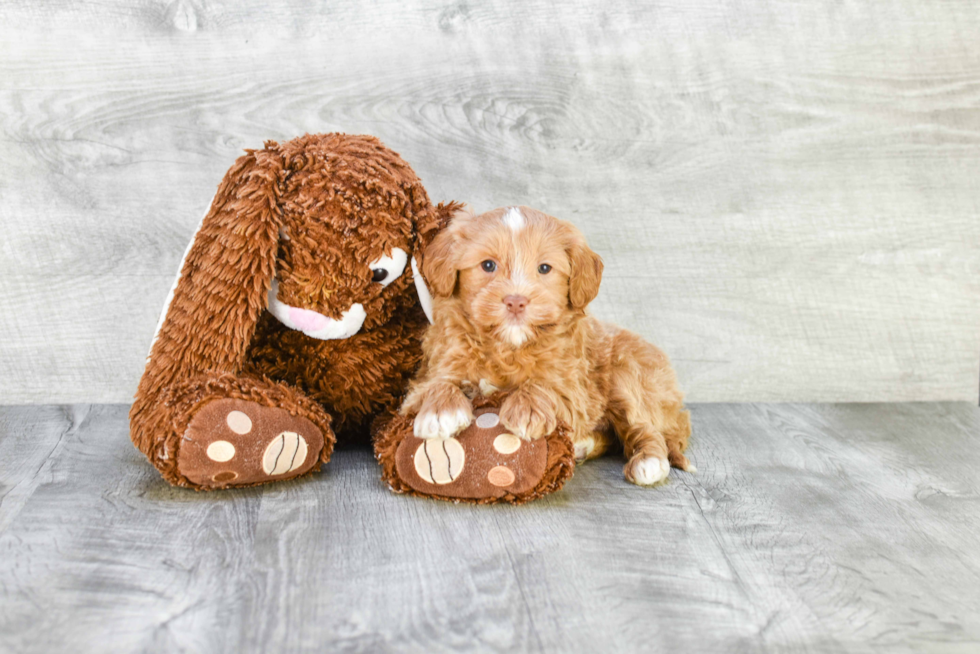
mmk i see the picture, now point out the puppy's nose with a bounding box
[503,294,529,314]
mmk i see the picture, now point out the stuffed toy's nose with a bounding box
[289,307,329,332]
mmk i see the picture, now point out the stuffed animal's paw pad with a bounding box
[179,399,324,489]
[414,437,465,484]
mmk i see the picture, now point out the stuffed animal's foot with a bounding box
[178,398,327,489]
[378,397,576,503]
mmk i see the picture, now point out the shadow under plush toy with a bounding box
[131,133,574,501]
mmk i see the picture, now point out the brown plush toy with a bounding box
[374,393,576,504]
[130,133,456,490]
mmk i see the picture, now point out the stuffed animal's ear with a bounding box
[145,144,285,380]
[563,221,604,309]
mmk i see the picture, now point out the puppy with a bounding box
[400,206,693,486]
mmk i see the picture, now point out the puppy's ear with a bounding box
[564,222,604,309]
[421,205,473,298]
[145,144,285,378]
[415,201,465,264]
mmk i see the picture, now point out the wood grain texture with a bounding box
[1,0,979,403]
[1,402,979,652]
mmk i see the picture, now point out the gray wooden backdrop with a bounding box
[1,0,978,404]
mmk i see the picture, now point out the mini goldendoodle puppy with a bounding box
[400,206,693,486]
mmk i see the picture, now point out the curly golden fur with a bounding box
[401,206,692,486]
[130,133,457,490]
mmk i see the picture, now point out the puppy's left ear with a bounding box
[564,223,604,309]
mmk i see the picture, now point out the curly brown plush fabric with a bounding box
[374,393,576,505]
[130,133,458,490]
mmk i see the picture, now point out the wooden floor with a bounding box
[1,403,978,653]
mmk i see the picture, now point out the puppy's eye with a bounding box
[538,263,552,274]
[367,247,408,287]
[481,260,497,273]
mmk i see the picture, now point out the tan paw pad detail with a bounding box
[179,398,325,489]
[414,438,465,485]
[206,440,236,462]
[262,432,309,476]
[493,433,521,454]
[475,412,500,429]
[487,466,515,487]
[226,411,252,434]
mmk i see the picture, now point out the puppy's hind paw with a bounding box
[624,456,671,487]
[573,437,595,463]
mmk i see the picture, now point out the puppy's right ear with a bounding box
[421,205,472,298]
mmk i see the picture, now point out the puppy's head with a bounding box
[423,206,603,346]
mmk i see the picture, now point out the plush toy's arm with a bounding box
[130,143,336,490]
[140,145,285,390]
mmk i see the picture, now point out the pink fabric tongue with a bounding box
[289,307,329,332]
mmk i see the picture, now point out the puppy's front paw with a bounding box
[499,392,556,441]
[414,408,472,439]
[624,455,671,486]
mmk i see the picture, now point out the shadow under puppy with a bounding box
[401,206,693,486]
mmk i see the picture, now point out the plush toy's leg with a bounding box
[374,393,576,504]
[131,373,335,490]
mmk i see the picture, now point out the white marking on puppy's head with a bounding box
[267,279,366,339]
[502,206,525,232]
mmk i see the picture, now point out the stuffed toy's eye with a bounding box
[481,260,497,273]
[368,247,408,287]
[538,263,552,274]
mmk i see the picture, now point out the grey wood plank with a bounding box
[2,0,979,403]
[1,402,978,653]
[0,405,79,534]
